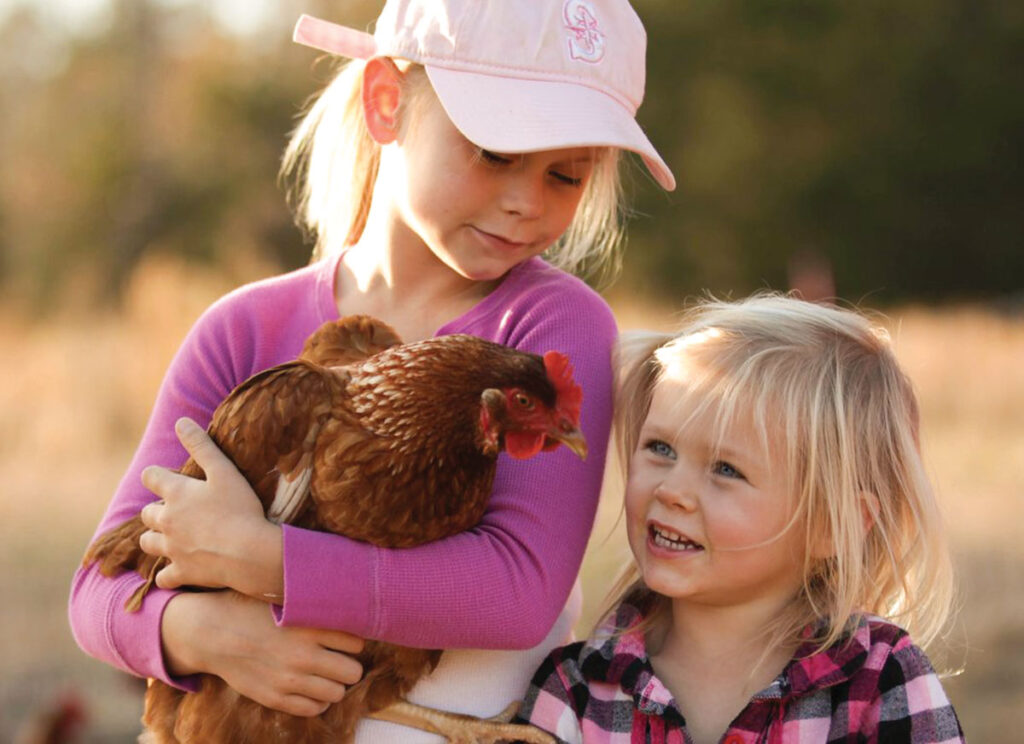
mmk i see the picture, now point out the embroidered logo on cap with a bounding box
[563,0,605,64]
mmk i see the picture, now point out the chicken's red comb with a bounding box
[543,351,583,423]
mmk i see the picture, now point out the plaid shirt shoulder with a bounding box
[517,602,965,744]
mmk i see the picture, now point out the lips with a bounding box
[648,523,704,552]
[472,226,530,251]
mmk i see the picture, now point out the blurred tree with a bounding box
[627,0,1024,302]
[0,0,326,308]
[0,0,1020,310]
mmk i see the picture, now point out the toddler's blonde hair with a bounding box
[607,294,955,656]
[281,59,625,283]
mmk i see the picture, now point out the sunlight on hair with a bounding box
[603,293,956,663]
[654,328,723,382]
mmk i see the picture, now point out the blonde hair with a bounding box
[604,294,955,656]
[281,59,625,284]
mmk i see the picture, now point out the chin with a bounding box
[458,263,517,282]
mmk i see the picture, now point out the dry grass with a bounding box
[1,260,1020,740]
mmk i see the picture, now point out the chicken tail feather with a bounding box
[124,556,164,612]
[82,514,166,612]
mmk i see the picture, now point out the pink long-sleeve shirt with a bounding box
[68,251,616,692]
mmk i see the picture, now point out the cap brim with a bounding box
[293,14,377,59]
[426,66,676,191]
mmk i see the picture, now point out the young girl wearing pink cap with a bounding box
[69,0,673,740]
[518,296,964,743]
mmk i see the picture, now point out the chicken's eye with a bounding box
[514,393,533,409]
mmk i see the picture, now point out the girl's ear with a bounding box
[362,57,404,144]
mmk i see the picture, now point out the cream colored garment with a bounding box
[352,579,583,742]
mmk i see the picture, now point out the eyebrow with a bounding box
[643,420,766,469]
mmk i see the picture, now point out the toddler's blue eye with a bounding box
[712,461,745,480]
[644,439,676,459]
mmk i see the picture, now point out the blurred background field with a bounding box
[1,0,1021,740]
[2,268,1023,741]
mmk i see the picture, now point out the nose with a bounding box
[499,168,545,219]
[654,469,699,512]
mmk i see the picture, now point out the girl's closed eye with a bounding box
[550,169,584,188]
[479,148,514,166]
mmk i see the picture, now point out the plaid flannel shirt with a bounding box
[518,601,964,743]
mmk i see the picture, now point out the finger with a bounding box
[284,674,348,707]
[139,501,164,530]
[274,693,333,718]
[318,631,366,656]
[154,561,184,590]
[141,465,179,498]
[139,529,169,558]
[174,417,225,471]
[309,648,364,686]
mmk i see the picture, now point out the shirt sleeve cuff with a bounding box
[110,583,201,692]
[274,524,377,634]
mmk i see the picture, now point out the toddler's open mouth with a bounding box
[649,523,704,552]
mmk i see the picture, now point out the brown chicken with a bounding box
[82,315,583,744]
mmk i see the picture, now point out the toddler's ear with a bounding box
[810,490,879,560]
[859,490,880,534]
[362,57,403,144]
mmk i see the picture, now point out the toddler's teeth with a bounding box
[650,525,703,551]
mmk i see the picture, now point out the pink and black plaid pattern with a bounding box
[518,600,964,743]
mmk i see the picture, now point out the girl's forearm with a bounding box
[218,519,286,603]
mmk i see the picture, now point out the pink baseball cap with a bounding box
[293,0,675,191]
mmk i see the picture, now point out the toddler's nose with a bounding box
[654,474,698,512]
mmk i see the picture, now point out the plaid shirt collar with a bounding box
[578,598,876,711]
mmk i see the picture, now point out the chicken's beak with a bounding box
[550,427,588,460]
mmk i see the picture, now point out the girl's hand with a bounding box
[139,417,284,601]
[162,591,365,716]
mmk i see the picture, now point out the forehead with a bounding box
[643,373,771,455]
[643,375,715,433]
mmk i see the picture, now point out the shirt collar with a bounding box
[577,599,684,720]
[579,597,876,703]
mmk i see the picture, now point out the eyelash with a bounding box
[478,149,584,188]
[643,439,675,459]
[643,440,747,481]
[551,171,583,187]
[712,461,746,481]
[479,149,513,165]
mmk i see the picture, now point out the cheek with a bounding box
[407,163,464,215]
[549,190,585,234]
[702,503,765,550]
[705,499,794,558]
[623,479,649,547]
